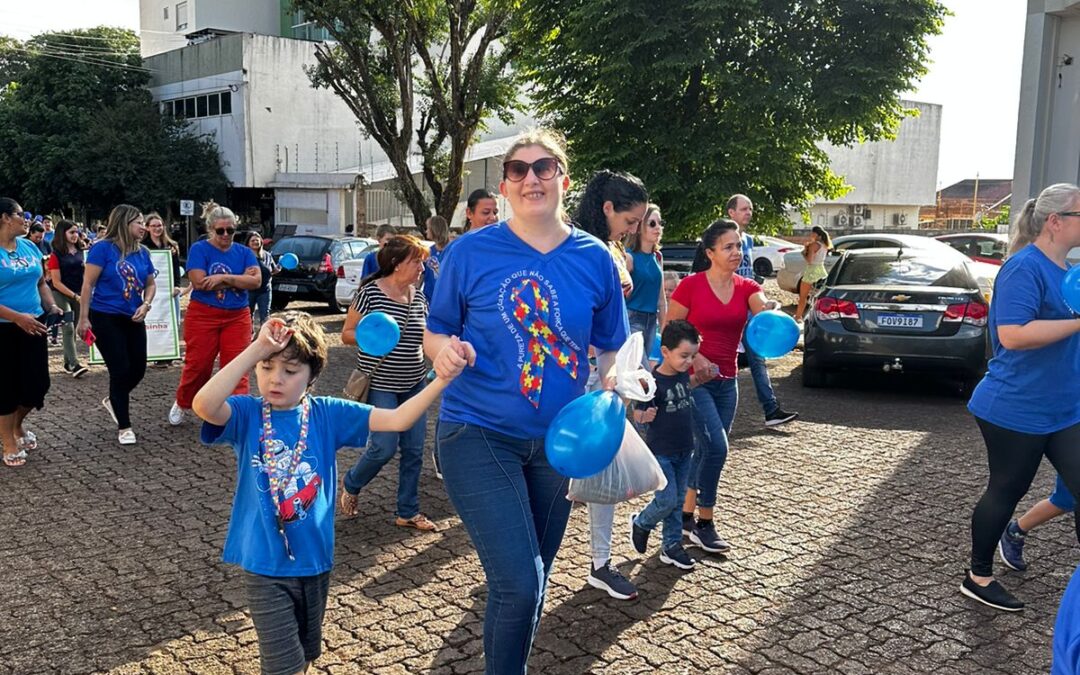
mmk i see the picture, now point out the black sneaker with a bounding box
[70,364,88,379]
[690,521,731,553]
[765,408,799,427]
[629,512,649,555]
[660,544,696,570]
[587,560,638,600]
[960,572,1024,612]
[682,512,696,536]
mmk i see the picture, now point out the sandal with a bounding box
[339,487,359,518]
[395,513,436,532]
[18,431,37,451]
[3,449,27,467]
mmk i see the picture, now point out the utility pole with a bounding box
[971,173,980,228]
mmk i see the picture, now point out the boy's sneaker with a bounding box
[102,397,118,425]
[998,520,1028,571]
[682,512,696,537]
[660,544,696,570]
[690,520,731,553]
[629,512,649,555]
[168,401,184,426]
[765,408,799,427]
[960,572,1024,612]
[587,560,638,600]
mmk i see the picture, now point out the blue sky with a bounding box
[0,0,1025,190]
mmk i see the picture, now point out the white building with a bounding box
[1012,1,1080,225]
[790,100,941,231]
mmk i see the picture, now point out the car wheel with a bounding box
[271,295,289,311]
[330,297,348,314]
[958,372,982,399]
[802,363,828,388]
[754,258,773,277]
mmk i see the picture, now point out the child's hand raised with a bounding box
[256,317,294,356]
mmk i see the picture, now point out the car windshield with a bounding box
[835,255,976,288]
[270,237,329,260]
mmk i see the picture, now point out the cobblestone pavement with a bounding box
[0,290,1072,674]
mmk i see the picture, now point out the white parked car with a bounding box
[777,233,998,302]
[750,235,800,277]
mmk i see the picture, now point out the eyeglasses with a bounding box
[503,158,563,182]
[1058,211,1080,218]
[215,227,237,236]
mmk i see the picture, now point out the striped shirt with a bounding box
[352,282,429,392]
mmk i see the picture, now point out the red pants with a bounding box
[175,301,252,409]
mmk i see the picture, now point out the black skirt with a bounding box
[0,320,50,415]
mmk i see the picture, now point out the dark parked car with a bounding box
[269,235,377,312]
[802,247,990,395]
[660,242,698,274]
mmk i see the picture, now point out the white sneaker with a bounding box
[118,429,136,445]
[168,401,185,426]
[102,397,118,425]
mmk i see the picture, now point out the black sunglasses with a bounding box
[215,227,237,236]
[647,219,665,228]
[503,158,563,182]
[1058,211,1080,218]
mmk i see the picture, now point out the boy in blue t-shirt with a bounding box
[629,320,702,570]
[194,311,460,674]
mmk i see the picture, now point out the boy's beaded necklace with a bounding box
[261,395,311,562]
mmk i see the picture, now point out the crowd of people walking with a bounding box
[6,130,1080,674]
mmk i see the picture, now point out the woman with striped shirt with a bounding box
[339,235,435,531]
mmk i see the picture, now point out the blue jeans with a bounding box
[690,377,739,508]
[250,286,272,324]
[628,310,658,370]
[437,421,572,675]
[343,381,427,519]
[635,452,692,549]
[742,334,778,416]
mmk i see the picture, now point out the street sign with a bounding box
[179,200,194,216]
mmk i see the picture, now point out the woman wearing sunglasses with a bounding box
[168,202,260,426]
[77,205,157,445]
[626,204,666,370]
[425,129,628,674]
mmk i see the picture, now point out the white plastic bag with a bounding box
[614,332,656,402]
[567,419,667,504]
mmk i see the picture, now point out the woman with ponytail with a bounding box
[168,202,260,426]
[574,169,648,601]
[339,235,435,531]
[963,183,1080,612]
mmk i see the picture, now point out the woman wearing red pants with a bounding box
[169,202,260,425]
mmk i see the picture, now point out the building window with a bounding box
[163,6,169,20]
[175,1,188,31]
[162,90,235,120]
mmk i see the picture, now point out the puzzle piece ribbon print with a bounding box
[511,278,578,408]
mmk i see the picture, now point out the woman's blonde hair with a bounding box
[201,201,237,229]
[1010,183,1080,254]
[103,204,146,256]
[627,203,662,252]
[144,212,177,250]
[427,215,450,248]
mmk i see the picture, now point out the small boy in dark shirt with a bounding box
[629,319,701,570]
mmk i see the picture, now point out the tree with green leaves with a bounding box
[0,28,226,220]
[514,0,947,238]
[291,0,521,227]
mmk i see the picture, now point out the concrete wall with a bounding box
[816,101,942,207]
[140,0,281,56]
[1013,1,1080,226]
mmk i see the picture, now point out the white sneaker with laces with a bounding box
[118,429,136,445]
[168,401,184,426]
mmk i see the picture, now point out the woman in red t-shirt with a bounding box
[665,219,782,554]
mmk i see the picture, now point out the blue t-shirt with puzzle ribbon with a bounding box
[969,244,1080,434]
[85,241,156,317]
[427,222,629,439]
[201,395,372,577]
[186,240,259,310]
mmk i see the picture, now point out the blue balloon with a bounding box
[356,311,400,356]
[1063,265,1080,314]
[744,309,800,359]
[279,252,299,270]
[545,391,627,479]
[649,330,662,362]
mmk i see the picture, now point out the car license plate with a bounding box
[878,313,922,328]
[277,284,298,293]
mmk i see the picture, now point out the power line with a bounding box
[9,46,154,74]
